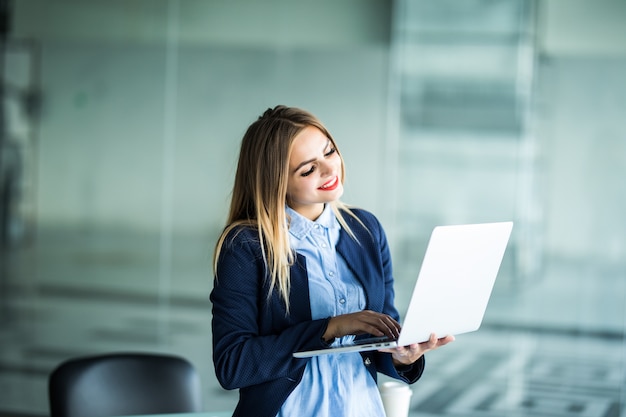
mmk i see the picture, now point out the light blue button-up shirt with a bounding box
[277,205,385,417]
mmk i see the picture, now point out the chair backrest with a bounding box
[48,352,203,417]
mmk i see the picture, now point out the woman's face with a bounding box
[286,126,343,220]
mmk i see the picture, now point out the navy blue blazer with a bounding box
[211,208,425,417]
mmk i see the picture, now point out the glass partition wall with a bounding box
[382,1,626,417]
[383,0,541,297]
[1,1,395,414]
[0,1,230,413]
[1,1,624,416]
[3,2,195,413]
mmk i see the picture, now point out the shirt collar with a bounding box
[286,204,340,240]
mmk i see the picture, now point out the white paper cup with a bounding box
[379,381,413,417]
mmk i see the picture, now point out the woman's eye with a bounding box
[301,166,315,177]
[325,147,336,157]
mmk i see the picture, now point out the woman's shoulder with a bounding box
[340,206,385,238]
[343,207,382,227]
[219,223,260,250]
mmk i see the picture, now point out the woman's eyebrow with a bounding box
[294,157,316,173]
[293,139,331,173]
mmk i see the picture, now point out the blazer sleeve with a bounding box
[210,228,330,391]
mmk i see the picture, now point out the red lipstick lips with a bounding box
[319,176,339,191]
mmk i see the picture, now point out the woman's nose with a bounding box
[319,161,333,176]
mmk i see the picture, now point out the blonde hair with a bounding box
[213,105,361,312]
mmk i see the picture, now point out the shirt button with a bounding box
[320,243,327,248]
[328,271,334,277]
[339,298,346,304]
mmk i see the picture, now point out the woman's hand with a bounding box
[323,310,401,342]
[380,333,455,366]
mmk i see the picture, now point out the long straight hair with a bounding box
[213,105,362,312]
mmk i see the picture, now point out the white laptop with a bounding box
[293,221,513,358]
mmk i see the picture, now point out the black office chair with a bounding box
[48,352,203,417]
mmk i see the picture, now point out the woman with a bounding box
[211,105,453,417]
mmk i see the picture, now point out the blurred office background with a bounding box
[0,0,624,416]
